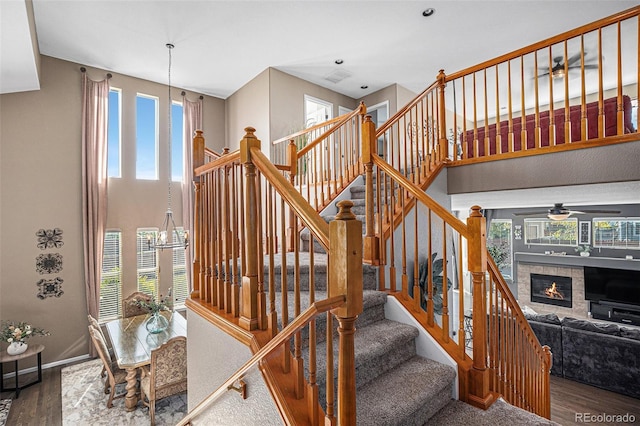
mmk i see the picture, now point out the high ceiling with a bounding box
[1,1,638,98]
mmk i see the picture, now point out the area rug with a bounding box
[0,399,11,426]
[61,359,186,425]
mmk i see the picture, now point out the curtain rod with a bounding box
[80,67,112,79]
[181,90,203,100]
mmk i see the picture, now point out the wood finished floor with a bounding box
[2,367,639,425]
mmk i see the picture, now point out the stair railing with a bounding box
[272,102,367,212]
[444,5,639,163]
[187,128,364,425]
[362,103,552,415]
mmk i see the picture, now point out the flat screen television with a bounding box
[584,266,640,306]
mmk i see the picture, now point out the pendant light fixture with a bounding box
[148,43,188,251]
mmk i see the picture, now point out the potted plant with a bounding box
[575,245,592,257]
[1,321,50,355]
[136,291,172,334]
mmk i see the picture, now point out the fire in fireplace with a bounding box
[531,273,572,308]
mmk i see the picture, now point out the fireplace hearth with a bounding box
[531,273,572,308]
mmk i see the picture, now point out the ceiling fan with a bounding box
[538,52,599,79]
[513,203,620,220]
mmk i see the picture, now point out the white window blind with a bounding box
[172,227,188,307]
[137,228,158,296]
[99,230,122,320]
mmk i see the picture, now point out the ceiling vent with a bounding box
[324,69,352,84]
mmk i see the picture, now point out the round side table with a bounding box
[0,344,45,398]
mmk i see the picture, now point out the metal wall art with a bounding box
[36,228,64,249]
[35,253,63,274]
[37,277,64,299]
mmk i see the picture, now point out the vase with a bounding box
[145,312,169,334]
[7,341,28,356]
[580,251,590,257]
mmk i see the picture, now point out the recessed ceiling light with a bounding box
[422,8,435,17]
[361,85,368,89]
[335,59,344,65]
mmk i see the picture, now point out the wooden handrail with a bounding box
[204,147,222,159]
[376,81,440,137]
[176,295,346,426]
[372,153,468,236]
[195,149,241,176]
[251,147,330,250]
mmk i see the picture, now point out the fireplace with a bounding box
[530,273,572,308]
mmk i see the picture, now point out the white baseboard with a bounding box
[2,353,91,380]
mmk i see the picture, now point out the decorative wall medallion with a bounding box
[37,277,64,299]
[36,228,64,249]
[35,253,63,274]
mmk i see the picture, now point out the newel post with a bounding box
[239,127,261,331]
[191,130,205,300]
[437,69,449,162]
[362,115,380,265]
[466,205,494,409]
[329,200,363,426]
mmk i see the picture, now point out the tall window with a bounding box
[137,229,158,295]
[107,89,121,178]
[100,230,122,320]
[524,218,578,246]
[487,219,513,280]
[136,94,159,180]
[173,228,188,307]
[172,101,184,182]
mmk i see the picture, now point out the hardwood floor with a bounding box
[2,367,639,425]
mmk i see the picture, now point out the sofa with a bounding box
[464,95,635,158]
[524,312,640,399]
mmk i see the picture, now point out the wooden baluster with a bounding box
[616,20,625,136]
[267,185,277,337]
[563,41,571,144]
[216,169,224,309]
[286,140,297,251]
[293,213,304,397]
[462,76,469,159]
[467,205,494,409]
[239,127,260,331]
[307,234,318,423]
[414,202,421,313]
[362,116,379,265]
[401,185,408,297]
[441,220,449,342]
[580,35,588,141]
[548,47,556,147]
[329,200,363,426]
[483,69,490,156]
[472,72,478,157]
[495,65,502,154]
[223,155,232,313]
[520,55,527,150]
[191,130,205,300]
[325,312,335,426]
[427,209,434,326]
[280,197,290,373]
[231,164,240,317]
[598,28,605,139]
[533,52,541,149]
[256,171,267,329]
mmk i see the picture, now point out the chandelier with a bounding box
[148,43,188,251]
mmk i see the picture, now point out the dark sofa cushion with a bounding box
[527,320,563,377]
[526,313,561,325]
[561,317,620,336]
[562,325,640,399]
[619,327,640,341]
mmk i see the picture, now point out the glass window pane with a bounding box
[488,219,512,279]
[137,228,158,295]
[524,218,578,246]
[136,95,158,180]
[100,230,122,320]
[107,89,121,178]
[172,227,188,307]
[593,218,640,249]
[172,102,184,182]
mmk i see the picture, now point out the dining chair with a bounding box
[122,291,153,318]
[87,314,113,377]
[140,336,187,425]
[88,326,128,408]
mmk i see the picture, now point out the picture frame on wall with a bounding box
[579,221,591,245]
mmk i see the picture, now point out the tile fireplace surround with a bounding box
[516,252,640,319]
[517,263,588,319]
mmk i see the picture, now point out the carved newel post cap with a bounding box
[243,127,257,139]
[469,205,483,217]
[335,200,356,220]
[222,147,230,155]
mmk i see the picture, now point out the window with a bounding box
[593,218,640,249]
[487,219,513,280]
[172,102,184,182]
[107,89,121,178]
[173,228,188,307]
[304,95,333,127]
[136,94,159,180]
[100,230,122,320]
[137,228,158,295]
[524,218,578,246]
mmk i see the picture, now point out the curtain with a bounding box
[81,73,110,356]
[182,96,203,290]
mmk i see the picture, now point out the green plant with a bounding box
[575,245,592,254]
[418,253,453,315]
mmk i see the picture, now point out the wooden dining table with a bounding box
[105,311,187,411]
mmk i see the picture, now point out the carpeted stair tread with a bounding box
[426,398,559,425]
[356,356,456,426]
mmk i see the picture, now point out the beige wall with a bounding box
[226,69,270,152]
[0,55,224,366]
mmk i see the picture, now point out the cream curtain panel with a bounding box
[182,96,203,291]
[81,73,110,356]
